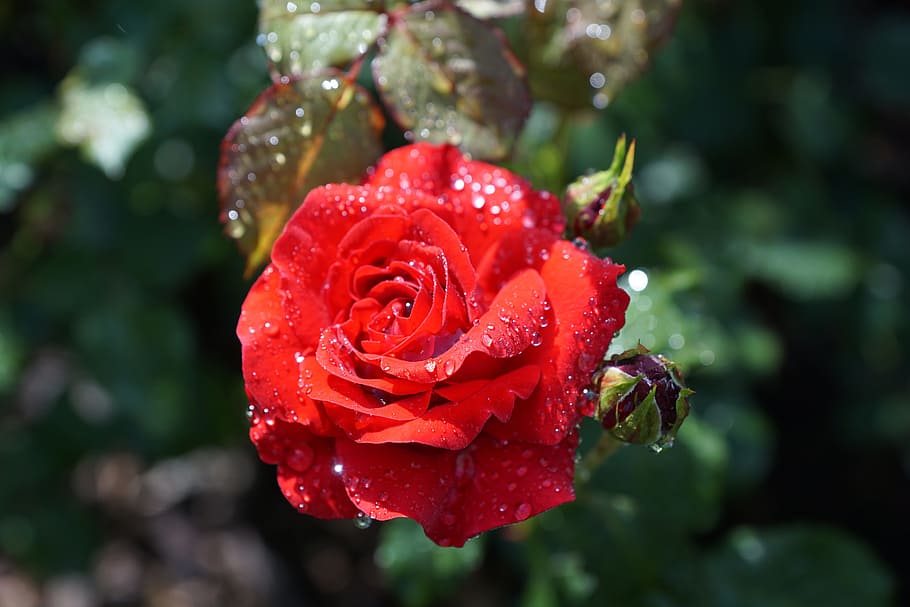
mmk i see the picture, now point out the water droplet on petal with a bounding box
[287,445,314,472]
[455,452,475,487]
[443,359,456,376]
[354,512,373,529]
[515,502,532,521]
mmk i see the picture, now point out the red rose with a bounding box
[238,144,629,547]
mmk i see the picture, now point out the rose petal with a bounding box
[365,143,565,264]
[331,364,539,449]
[355,268,548,384]
[330,208,477,355]
[274,184,445,292]
[336,432,578,546]
[258,420,359,519]
[238,265,330,431]
[305,356,431,417]
[478,229,629,445]
[269,224,333,346]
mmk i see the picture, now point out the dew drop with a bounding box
[443,359,456,377]
[481,333,494,348]
[572,236,591,251]
[530,331,542,347]
[514,502,532,521]
[455,452,475,487]
[287,445,314,472]
[354,512,373,529]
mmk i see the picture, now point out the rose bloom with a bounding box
[238,144,629,546]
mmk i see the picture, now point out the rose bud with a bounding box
[562,135,640,248]
[594,345,692,452]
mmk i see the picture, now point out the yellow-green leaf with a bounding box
[218,72,384,274]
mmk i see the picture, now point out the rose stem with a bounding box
[576,431,624,484]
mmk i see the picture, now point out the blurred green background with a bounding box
[1,0,907,606]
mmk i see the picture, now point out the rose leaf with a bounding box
[218,71,385,274]
[259,0,388,79]
[526,0,682,109]
[372,1,530,160]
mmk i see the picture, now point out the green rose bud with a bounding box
[595,345,693,452]
[562,135,641,248]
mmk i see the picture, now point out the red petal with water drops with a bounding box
[259,420,359,519]
[327,364,539,449]
[336,431,578,546]
[364,143,565,264]
[477,229,628,445]
[315,268,547,391]
[238,266,330,432]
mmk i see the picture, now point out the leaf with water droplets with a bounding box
[372,1,530,160]
[218,71,384,273]
[259,0,387,78]
[526,0,682,109]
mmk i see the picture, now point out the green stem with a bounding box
[577,431,624,484]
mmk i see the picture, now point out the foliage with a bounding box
[219,0,681,271]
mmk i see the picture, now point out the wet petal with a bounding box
[238,266,329,430]
[356,268,547,384]
[477,229,628,444]
[334,364,539,449]
[305,356,430,414]
[257,420,359,519]
[337,431,578,546]
[365,143,565,264]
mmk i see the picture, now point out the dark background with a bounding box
[1,0,908,605]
